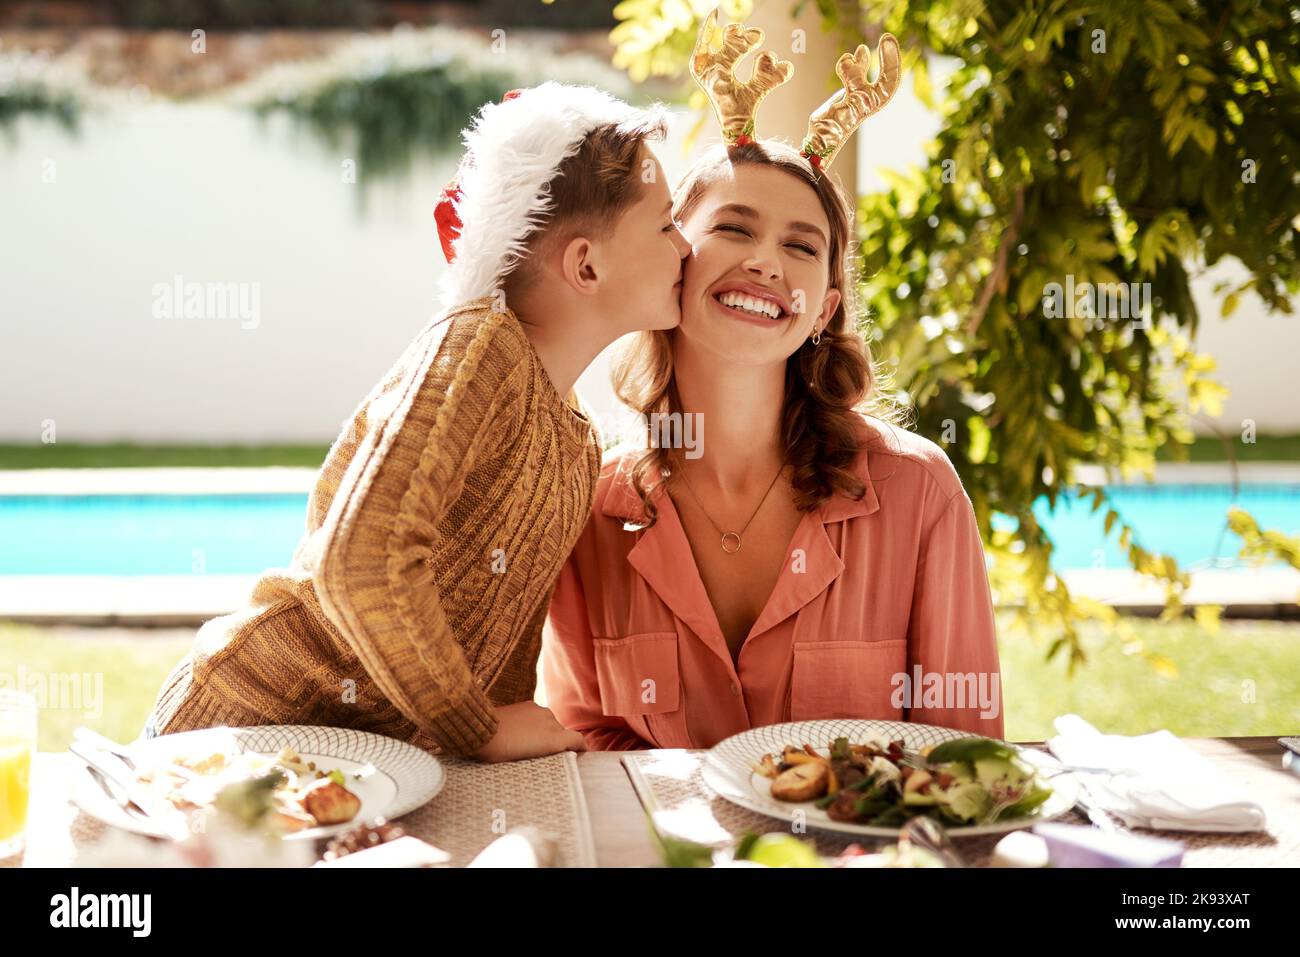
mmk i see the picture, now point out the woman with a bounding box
[540,138,1004,749]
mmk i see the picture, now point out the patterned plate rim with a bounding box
[700,719,1079,838]
[71,724,444,841]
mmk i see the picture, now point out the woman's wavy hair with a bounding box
[612,139,909,526]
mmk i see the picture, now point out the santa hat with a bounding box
[436,82,667,310]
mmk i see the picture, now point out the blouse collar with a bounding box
[598,442,881,667]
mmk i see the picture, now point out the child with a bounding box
[144,83,692,761]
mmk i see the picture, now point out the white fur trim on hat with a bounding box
[438,82,666,310]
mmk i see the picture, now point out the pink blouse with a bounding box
[541,416,1005,749]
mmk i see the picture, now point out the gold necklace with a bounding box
[677,458,786,554]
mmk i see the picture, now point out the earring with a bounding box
[811,320,822,346]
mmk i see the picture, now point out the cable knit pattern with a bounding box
[146,296,601,756]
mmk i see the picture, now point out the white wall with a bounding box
[3,77,1294,446]
[1187,259,1300,434]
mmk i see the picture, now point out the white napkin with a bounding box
[1046,714,1267,832]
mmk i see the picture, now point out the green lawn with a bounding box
[0,443,331,469]
[0,626,193,751]
[997,618,1300,740]
[1153,432,1300,463]
[2,433,1299,469]
[2,616,1296,752]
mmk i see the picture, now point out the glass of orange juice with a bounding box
[0,690,37,859]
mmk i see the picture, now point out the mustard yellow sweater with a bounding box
[147,296,601,755]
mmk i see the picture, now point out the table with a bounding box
[611,738,1300,866]
[584,737,1300,867]
[6,736,1298,867]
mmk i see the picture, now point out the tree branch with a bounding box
[968,185,1025,334]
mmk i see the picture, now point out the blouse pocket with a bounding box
[592,632,681,717]
[790,639,907,721]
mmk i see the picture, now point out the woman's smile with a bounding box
[708,281,791,326]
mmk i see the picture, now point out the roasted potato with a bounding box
[300,779,362,826]
[770,761,829,802]
[780,750,825,768]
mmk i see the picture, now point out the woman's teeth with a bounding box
[716,291,783,320]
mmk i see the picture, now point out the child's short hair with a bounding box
[504,114,668,295]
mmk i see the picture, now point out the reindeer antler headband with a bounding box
[690,7,903,171]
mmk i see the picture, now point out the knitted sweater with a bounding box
[147,296,602,755]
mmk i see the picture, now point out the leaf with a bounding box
[1138,214,1181,273]
[926,737,1016,765]
[1194,604,1223,634]
[968,414,991,464]
[1079,150,1108,205]
[652,827,714,867]
[1190,121,1217,154]
[1018,268,1049,315]
[1147,654,1179,679]
[911,49,934,109]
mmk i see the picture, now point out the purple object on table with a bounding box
[1033,822,1185,868]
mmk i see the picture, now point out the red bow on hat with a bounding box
[435,89,524,264]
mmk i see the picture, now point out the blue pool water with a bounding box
[0,486,1297,575]
[0,494,309,575]
[1000,484,1299,571]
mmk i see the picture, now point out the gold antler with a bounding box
[690,7,794,146]
[800,34,902,170]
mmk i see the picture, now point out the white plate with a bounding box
[701,719,1079,838]
[70,725,444,842]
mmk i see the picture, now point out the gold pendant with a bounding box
[721,532,742,554]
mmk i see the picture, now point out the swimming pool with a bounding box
[0,485,1297,575]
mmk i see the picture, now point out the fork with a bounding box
[68,739,192,841]
[1071,787,1122,833]
[901,817,966,867]
[73,727,201,782]
[81,764,158,829]
[74,727,141,769]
